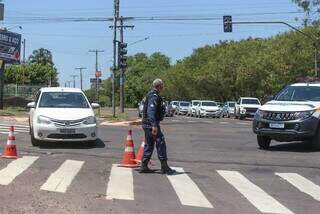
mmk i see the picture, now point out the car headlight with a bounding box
[200,108,205,111]
[294,111,314,120]
[83,116,96,125]
[255,109,265,118]
[37,115,52,124]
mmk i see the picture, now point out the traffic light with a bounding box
[223,15,232,33]
[118,42,127,69]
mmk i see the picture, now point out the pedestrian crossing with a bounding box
[1,156,320,213]
[0,123,29,134]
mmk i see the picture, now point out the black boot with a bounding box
[160,160,176,175]
[139,160,154,173]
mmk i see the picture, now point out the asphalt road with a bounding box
[1,116,320,214]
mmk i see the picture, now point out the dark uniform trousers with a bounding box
[142,126,167,162]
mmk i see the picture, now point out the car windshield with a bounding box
[275,86,320,102]
[242,99,260,105]
[192,101,199,106]
[172,102,178,105]
[180,102,190,107]
[39,92,90,108]
[202,102,217,106]
[228,102,235,107]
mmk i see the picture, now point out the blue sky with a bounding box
[2,0,303,89]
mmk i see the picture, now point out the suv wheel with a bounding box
[257,135,271,150]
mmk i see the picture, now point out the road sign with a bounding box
[90,78,102,83]
[95,71,102,78]
[223,16,232,33]
[0,29,21,64]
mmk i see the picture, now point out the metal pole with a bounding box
[112,0,119,117]
[0,60,4,109]
[75,67,86,91]
[120,17,124,113]
[71,75,77,88]
[23,38,26,63]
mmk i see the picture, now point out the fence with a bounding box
[4,84,43,99]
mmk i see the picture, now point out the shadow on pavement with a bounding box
[38,138,107,149]
[268,141,320,153]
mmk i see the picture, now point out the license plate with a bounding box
[269,123,285,129]
[59,129,76,134]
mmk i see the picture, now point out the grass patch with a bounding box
[0,107,28,117]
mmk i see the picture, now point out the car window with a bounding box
[39,92,90,108]
[201,102,217,106]
[275,86,320,101]
[179,102,190,107]
[228,102,235,107]
[34,91,41,106]
[193,101,199,106]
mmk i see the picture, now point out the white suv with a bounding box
[187,100,201,117]
[27,87,100,146]
[253,83,320,149]
[235,97,261,120]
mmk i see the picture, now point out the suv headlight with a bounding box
[294,111,314,120]
[255,109,265,117]
[83,116,96,125]
[37,115,52,124]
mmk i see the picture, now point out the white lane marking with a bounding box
[217,170,293,214]
[41,160,84,193]
[0,129,29,133]
[0,156,39,185]
[106,164,134,200]
[219,122,230,124]
[236,122,250,125]
[171,120,180,122]
[167,167,213,208]
[276,173,320,201]
[0,124,29,128]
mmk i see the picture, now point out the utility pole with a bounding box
[67,81,72,88]
[89,50,104,102]
[22,38,26,85]
[112,0,119,117]
[75,67,87,91]
[71,75,77,88]
[0,60,4,110]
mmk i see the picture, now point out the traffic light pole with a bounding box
[225,19,320,77]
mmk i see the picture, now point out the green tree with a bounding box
[292,0,320,26]
[28,48,54,66]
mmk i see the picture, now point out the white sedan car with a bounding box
[27,87,100,146]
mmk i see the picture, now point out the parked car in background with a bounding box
[253,82,320,150]
[138,100,144,118]
[187,100,201,117]
[234,97,261,120]
[222,101,236,118]
[176,101,191,115]
[195,101,221,118]
[27,87,99,146]
[164,101,174,117]
[170,101,179,114]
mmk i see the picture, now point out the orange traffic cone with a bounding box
[133,138,145,164]
[2,126,18,159]
[119,130,138,168]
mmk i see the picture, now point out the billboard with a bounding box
[0,29,21,64]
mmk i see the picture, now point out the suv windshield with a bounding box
[180,102,190,107]
[242,99,260,105]
[192,101,199,106]
[39,92,90,108]
[275,86,320,101]
[202,102,217,106]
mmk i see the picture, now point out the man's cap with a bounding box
[153,78,163,88]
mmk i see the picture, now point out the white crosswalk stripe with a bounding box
[276,173,320,201]
[40,160,84,193]
[106,164,134,200]
[167,167,213,208]
[217,170,294,214]
[0,156,39,185]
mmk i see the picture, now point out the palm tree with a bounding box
[28,48,54,66]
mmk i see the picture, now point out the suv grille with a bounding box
[51,119,85,127]
[245,107,258,113]
[262,112,295,121]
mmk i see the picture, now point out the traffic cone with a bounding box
[133,138,145,164]
[119,129,138,168]
[2,126,18,159]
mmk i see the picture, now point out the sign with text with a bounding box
[0,29,21,64]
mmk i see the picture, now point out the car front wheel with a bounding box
[257,135,271,150]
[31,129,40,147]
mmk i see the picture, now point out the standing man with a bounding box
[140,79,176,175]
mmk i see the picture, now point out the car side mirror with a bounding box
[27,102,35,108]
[91,103,100,109]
